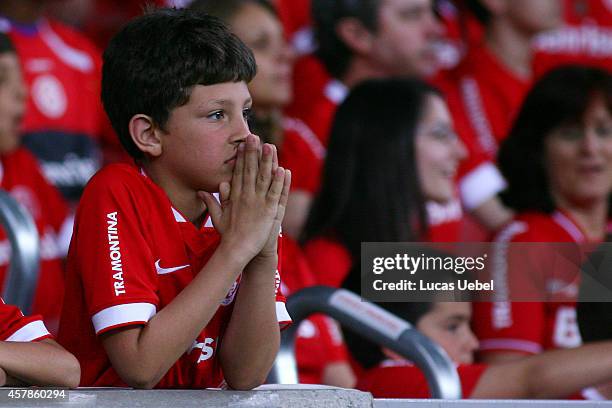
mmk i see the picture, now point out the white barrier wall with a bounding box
[5,387,612,407]
[375,399,612,408]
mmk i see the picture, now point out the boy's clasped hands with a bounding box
[200,134,291,264]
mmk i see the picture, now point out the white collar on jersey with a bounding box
[140,167,216,227]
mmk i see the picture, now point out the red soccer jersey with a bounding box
[303,202,465,290]
[0,297,51,342]
[303,236,352,288]
[1,17,108,201]
[80,0,168,50]
[279,117,326,194]
[434,44,531,161]
[282,48,343,149]
[432,44,527,211]
[57,164,290,388]
[425,196,464,242]
[0,149,70,334]
[533,0,612,77]
[275,0,313,52]
[294,314,350,384]
[356,360,487,399]
[279,236,350,384]
[473,210,591,355]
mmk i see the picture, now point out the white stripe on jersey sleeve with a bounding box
[6,320,50,342]
[92,303,156,334]
[276,301,291,325]
[459,161,507,210]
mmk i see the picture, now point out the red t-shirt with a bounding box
[279,117,326,194]
[1,17,110,201]
[425,197,464,242]
[279,236,350,384]
[0,148,69,334]
[286,70,344,147]
[303,202,466,289]
[80,0,168,50]
[357,360,486,399]
[473,210,591,355]
[57,164,290,388]
[533,0,612,77]
[275,0,313,52]
[303,236,352,288]
[0,297,51,342]
[433,44,528,210]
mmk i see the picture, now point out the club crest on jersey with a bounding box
[221,281,239,306]
[32,74,67,119]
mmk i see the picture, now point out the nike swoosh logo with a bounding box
[155,259,190,275]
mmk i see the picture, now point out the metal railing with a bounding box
[268,286,462,399]
[0,189,40,314]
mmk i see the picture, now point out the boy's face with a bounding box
[0,52,26,154]
[158,81,252,193]
[416,302,479,364]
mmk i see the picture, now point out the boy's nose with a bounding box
[231,116,251,143]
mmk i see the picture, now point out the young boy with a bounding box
[0,298,79,387]
[57,8,291,389]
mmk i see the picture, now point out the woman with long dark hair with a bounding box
[302,78,466,287]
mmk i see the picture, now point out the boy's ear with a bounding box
[129,114,163,157]
[336,17,375,56]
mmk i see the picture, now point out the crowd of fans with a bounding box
[0,0,611,399]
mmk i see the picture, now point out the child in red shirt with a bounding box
[58,8,291,389]
[0,298,79,387]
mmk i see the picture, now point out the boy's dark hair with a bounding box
[101,8,257,160]
[302,78,434,259]
[312,0,381,79]
[0,33,15,54]
[188,0,279,144]
[498,65,612,214]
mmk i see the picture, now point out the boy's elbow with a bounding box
[224,374,266,391]
[128,379,157,390]
[116,365,162,389]
[119,371,159,389]
[56,352,81,388]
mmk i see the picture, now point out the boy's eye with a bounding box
[208,110,225,120]
[243,108,253,120]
